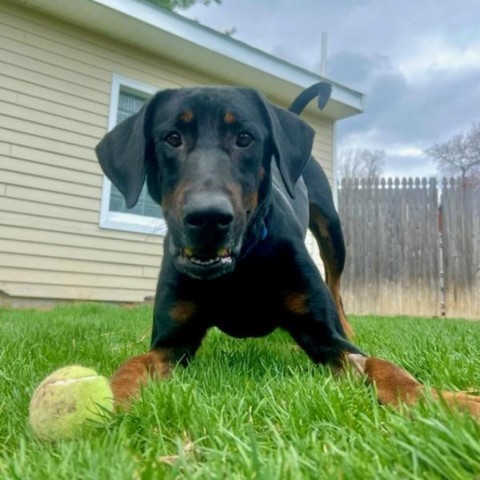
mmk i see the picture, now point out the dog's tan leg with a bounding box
[110,349,174,409]
[430,390,480,417]
[309,206,353,339]
[348,354,480,419]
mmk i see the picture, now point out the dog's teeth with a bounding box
[187,255,232,266]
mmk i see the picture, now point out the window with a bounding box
[99,75,167,235]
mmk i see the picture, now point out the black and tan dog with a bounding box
[96,85,479,417]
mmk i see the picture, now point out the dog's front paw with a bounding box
[432,390,480,418]
[111,350,173,410]
[347,354,423,405]
[347,354,480,420]
[110,355,150,409]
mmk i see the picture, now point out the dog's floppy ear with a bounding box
[95,91,166,209]
[259,97,315,198]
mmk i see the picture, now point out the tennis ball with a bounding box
[29,365,114,441]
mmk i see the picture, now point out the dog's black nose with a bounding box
[184,208,233,231]
[183,193,234,236]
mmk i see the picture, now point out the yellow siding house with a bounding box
[0,0,363,305]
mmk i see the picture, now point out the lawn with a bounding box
[0,304,479,479]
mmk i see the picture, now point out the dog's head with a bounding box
[96,86,314,279]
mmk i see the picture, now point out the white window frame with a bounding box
[99,74,167,235]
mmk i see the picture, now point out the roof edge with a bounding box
[7,0,365,119]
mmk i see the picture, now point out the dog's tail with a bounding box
[288,82,332,115]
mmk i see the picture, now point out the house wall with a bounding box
[0,1,333,303]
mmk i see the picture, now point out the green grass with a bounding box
[0,304,479,479]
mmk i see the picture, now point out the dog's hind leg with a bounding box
[303,158,353,338]
[348,354,480,419]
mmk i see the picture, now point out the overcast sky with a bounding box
[181,0,480,178]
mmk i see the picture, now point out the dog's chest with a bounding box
[193,265,285,338]
[209,296,280,338]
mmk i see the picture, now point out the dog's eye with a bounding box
[236,132,253,148]
[165,132,182,148]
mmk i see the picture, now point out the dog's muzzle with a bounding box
[170,192,241,279]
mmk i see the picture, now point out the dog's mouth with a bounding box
[182,247,233,266]
[174,245,236,279]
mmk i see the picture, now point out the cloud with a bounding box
[398,36,480,80]
[331,48,480,177]
[183,0,480,177]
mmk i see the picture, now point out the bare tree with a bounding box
[425,122,480,181]
[337,148,385,181]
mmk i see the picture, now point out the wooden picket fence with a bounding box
[338,177,480,319]
[441,178,480,318]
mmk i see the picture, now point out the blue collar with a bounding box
[241,221,268,258]
[260,224,268,241]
